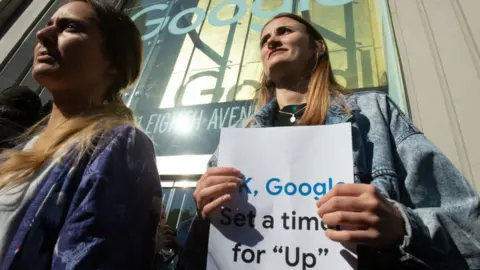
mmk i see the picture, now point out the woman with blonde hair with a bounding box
[0,1,161,269]
[187,13,480,270]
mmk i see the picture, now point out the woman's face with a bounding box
[260,17,316,82]
[32,1,113,103]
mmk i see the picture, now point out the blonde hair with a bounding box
[0,0,143,189]
[257,13,349,125]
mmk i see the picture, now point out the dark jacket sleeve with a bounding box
[51,126,162,270]
[181,213,210,270]
[180,150,221,270]
[384,96,480,269]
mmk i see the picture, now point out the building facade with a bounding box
[1,0,479,229]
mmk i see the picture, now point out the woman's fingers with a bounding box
[321,211,379,229]
[325,228,381,246]
[196,182,239,212]
[202,194,232,217]
[316,184,374,208]
[199,167,241,184]
[317,196,368,217]
[203,176,243,188]
[194,167,244,218]
[195,167,241,197]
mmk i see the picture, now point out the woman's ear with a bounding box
[320,40,327,55]
[106,65,118,77]
[105,65,119,91]
[316,40,326,56]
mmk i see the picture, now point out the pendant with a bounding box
[290,115,296,123]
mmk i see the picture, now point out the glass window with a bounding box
[164,188,196,229]
[162,187,173,205]
[123,0,402,173]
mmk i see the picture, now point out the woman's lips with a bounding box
[36,50,58,64]
[268,48,287,59]
[36,54,56,63]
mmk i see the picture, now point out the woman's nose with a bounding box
[36,25,57,48]
[267,37,281,49]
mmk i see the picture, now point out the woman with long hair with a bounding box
[187,13,480,269]
[0,1,161,269]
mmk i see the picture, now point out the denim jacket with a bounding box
[184,91,480,270]
[0,125,162,270]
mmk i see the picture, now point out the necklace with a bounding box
[278,106,306,123]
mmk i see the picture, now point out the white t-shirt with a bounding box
[0,137,57,262]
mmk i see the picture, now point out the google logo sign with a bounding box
[131,0,353,40]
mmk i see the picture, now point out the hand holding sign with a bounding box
[317,184,406,248]
[208,124,359,270]
[194,167,243,218]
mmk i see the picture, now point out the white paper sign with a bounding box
[207,123,357,270]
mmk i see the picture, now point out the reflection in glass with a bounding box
[125,0,388,112]
[122,0,395,162]
[165,188,196,230]
[162,188,173,212]
[172,113,195,135]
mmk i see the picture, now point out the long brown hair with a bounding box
[0,0,143,189]
[257,13,346,125]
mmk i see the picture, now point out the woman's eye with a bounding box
[260,37,268,47]
[59,21,79,31]
[278,27,292,35]
[66,23,77,29]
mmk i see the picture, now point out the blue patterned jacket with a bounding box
[0,125,162,270]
